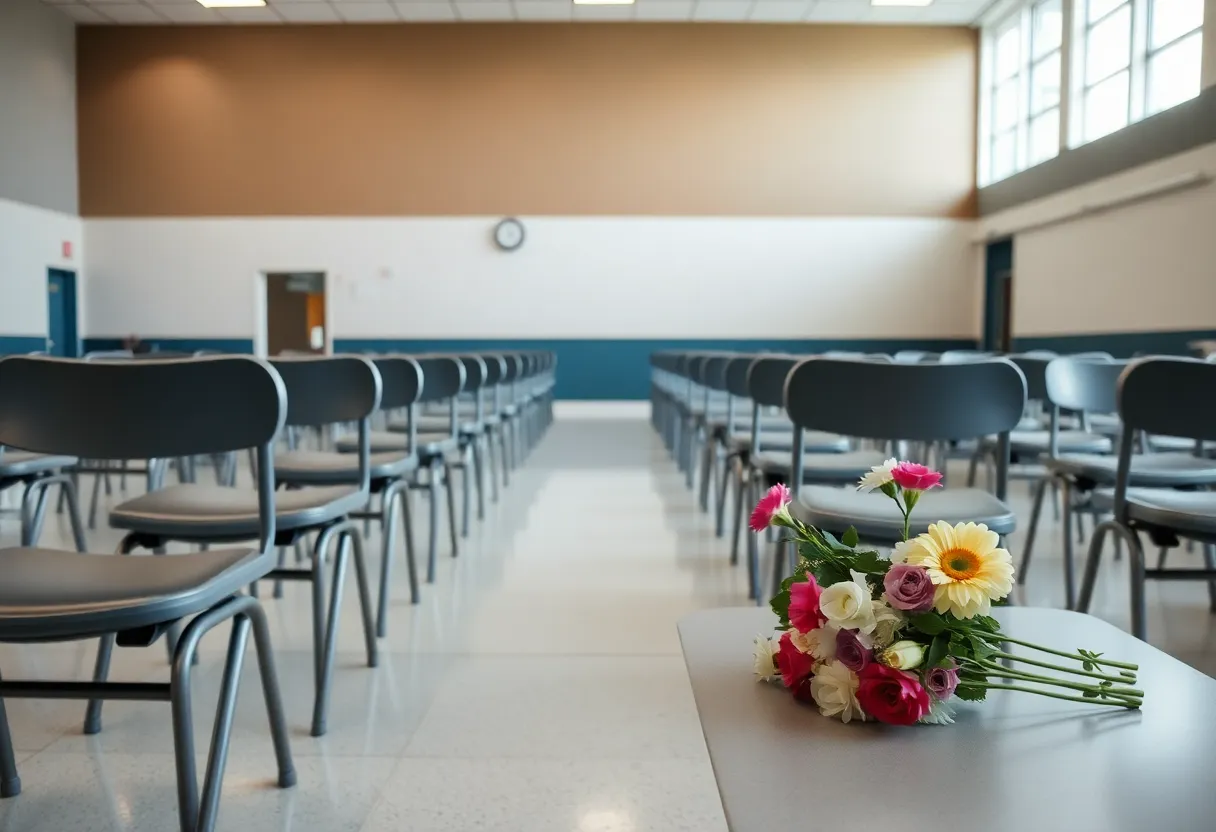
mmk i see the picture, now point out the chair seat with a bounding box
[335,431,459,457]
[793,486,1017,543]
[111,484,365,541]
[389,416,482,436]
[1049,452,1216,488]
[729,431,850,454]
[998,430,1112,455]
[0,546,267,641]
[1148,435,1203,453]
[275,449,418,486]
[753,450,891,484]
[1092,488,1216,538]
[0,451,78,478]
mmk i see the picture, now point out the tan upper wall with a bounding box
[77,23,977,218]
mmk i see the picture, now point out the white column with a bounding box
[1204,0,1216,90]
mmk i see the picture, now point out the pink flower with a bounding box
[788,575,827,633]
[775,631,815,689]
[856,663,931,725]
[749,483,792,533]
[889,462,943,492]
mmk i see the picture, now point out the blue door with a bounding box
[982,239,1014,352]
[46,269,78,357]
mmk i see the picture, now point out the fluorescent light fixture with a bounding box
[870,0,934,5]
[196,0,267,8]
[572,0,635,5]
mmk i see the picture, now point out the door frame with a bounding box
[46,268,81,358]
[254,270,332,358]
[982,238,1014,353]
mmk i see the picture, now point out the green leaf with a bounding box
[842,526,859,548]
[955,684,988,702]
[971,615,1002,633]
[811,562,850,587]
[770,589,791,628]
[849,550,890,577]
[909,612,949,636]
[926,633,950,670]
[820,529,843,549]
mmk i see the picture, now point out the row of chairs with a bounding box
[0,350,554,832]
[650,349,1216,641]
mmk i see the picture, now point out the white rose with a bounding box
[790,627,837,662]
[753,635,780,682]
[819,571,877,634]
[870,599,906,649]
[919,700,956,726]
[809,660,866,723]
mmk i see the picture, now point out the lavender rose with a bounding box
[883,564,937,613]
[835,628,873,673]
[925,662,960,701]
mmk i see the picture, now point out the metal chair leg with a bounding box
[698,431,713,512]
[1076,520,1112,614]
[376,485,401,638]
[1203,544,1216,612]
[730,462,746,567]
[312,531,352,737]
[1062,478,1077,609]
[1127,529,1148,639]
[427,462,441,583]
[401,484,419,604]
[1018,477,1048,585]
[487,428,500,503]
[460,446,472,538]
[82,633,116,735]
[444,463,460,558]
[343,529,378,668]
[472,434,486,522]
[715,452,731,538]
[0,670,20,799]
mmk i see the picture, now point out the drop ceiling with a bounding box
[42,0,989,26]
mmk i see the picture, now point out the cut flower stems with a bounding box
[750,461,1142,725]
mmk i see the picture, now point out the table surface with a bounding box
[678,606,1216,832]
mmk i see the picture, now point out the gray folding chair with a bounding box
[779,357,1025,594]
[0,355,294,832]
[1076,357,1216,639]
[1020,357,1216,607]
[99,355,381,738]
[274,356,424,633]
[337,355,465,581]
[0,445,86,551]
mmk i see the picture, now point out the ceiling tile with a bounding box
[633,0,693,19]
[573,3,634,20]
[393,1,459,19]
[454,1,514,19]
[155,3,227,22]
[865,5,932,23]
[803,0,869,22]
[98,3,169,23]
[513,0,571,20]
[916,3,982,23]
[335,1,402,20]
[218,5,284,21]
[748,0,809,20]
[693,0,752,20]
[273,2,343,21]
[54,4,112,23]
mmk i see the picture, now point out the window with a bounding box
[980,0,1064,184]
[979,0,1205,184]
[1146,0,1204,114]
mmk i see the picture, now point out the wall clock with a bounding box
[494,217,525,252]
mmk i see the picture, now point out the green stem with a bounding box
[975,633,1140,671]
[969,661,1143,700]
[990,651,1138,685]
[978,683,1142,709]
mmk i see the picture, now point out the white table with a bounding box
[678,606,1216,832]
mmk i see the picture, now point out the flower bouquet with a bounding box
[751,460,1142,725]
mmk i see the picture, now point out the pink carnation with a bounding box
[775,631,815,689]
[889,462,943,492]
[788,575,827,633]
[749,483,792,533]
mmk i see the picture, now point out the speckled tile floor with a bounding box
[1,417,1215,831]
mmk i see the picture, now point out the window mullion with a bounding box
[1129,0,1149,121]
[1058,0,1075,150]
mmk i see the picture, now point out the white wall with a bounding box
[0,197,83,341]
[83,216,980,342]
[977,141,1216,337]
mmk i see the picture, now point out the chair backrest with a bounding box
[1119,357,1216,442]
[747,356,799,409]
[416,356,466,403]
[1011,355,1051,402]
[785,357,1025,441]
[0,355,286,547]
[784,357,1026,500]
[724,354,756,398]
[940,350,993,364]
[1044,357,1125,415]
[84,349,134,361]
[270,355,382,492]
[373,356,425,411]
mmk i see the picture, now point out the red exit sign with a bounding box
[62,240,73,260]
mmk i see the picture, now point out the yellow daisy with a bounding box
[894,521,1014,619]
